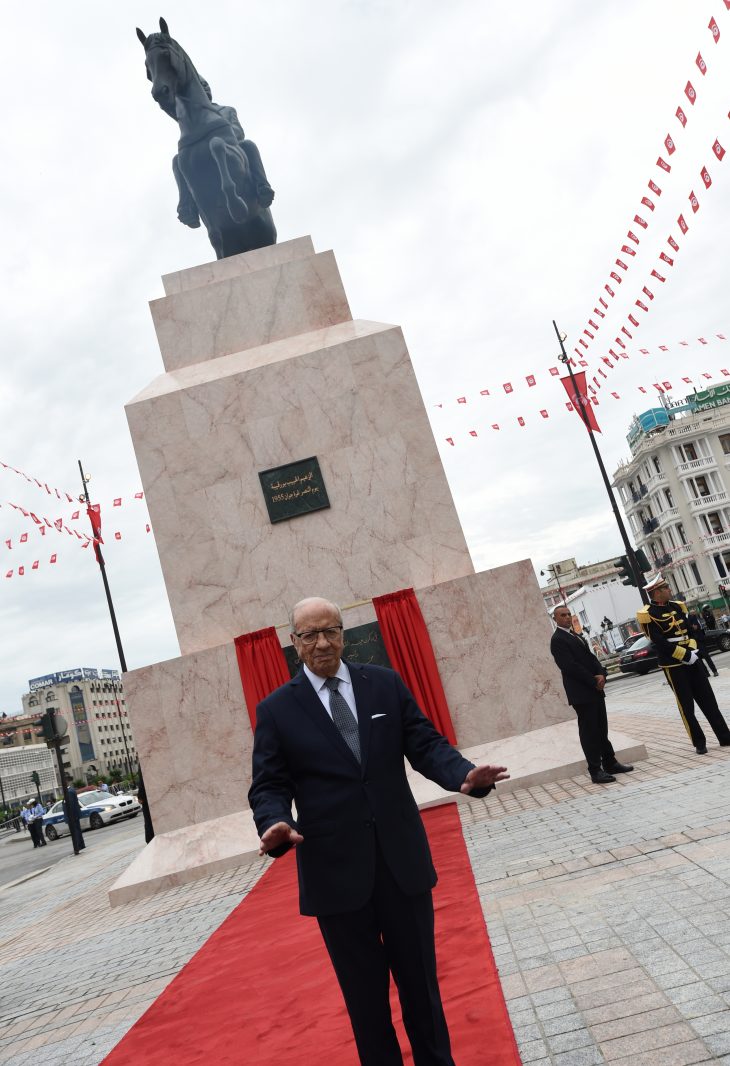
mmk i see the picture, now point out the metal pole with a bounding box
[0,773,5,809]
[78,460,152,837]
[553,322,649,604]
[112,680,135,785]
[550,566,568,606]
[48,708,79,856]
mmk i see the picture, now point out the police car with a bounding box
[43,789,141,840]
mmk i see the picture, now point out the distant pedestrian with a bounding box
[63,780,86,854]
[28,800,47,847]
[99,781,109,793]
[21,801,33,841]
[701,605,715,630]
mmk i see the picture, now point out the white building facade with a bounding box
[0,745,59,807]
[20,668,138,783]
[613,384,730,609]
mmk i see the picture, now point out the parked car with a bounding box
[616,633,643,654]
[619,629,730,675]
[43,789,141,841]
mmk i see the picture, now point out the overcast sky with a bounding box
[1,1,729,710]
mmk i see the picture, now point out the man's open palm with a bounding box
[258,821,304,856]
[460,764,510,794]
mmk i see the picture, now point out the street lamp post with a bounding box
[553,321,649,604]
[111,680,135,784]
[541,564,568,605]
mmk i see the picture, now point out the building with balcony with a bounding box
[540,556,634,611]
[18,668,138,784]
[613,382,730,608]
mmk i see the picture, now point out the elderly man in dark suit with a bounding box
[249,596,509,1066]
[549,604,633,784]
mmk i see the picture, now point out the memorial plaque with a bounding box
[283,621,392,679]
[258,456,330,524]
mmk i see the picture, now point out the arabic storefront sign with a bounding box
[283,622,392,678]
[258,456,331,524]
[694,383,730,411]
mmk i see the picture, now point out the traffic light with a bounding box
[614,555,635,586]
[30,771,40,787]
[36,712,57,743]
[635,548,651,573]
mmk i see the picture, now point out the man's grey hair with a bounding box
[289,597,343,632]
[552,604,569,618]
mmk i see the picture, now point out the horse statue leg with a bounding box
[172,154,201,229]
[209,137,250,223]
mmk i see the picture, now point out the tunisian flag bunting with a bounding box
[714,139,726,160]
[86,504,103,543]
[710,16,720,42]
[560,372,601,434]
[685,81,697,105]
[664,134,676,155]
[676,107,688,128]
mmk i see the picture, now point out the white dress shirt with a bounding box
[303,661,358,722]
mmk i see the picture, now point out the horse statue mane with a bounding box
[136,17,276,260]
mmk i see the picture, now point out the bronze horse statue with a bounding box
[136,18,276,259]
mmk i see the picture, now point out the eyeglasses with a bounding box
[293,625,344,647]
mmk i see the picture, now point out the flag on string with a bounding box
[638,387,646,393]
[20,532,27,543]
[701,166,712,189]
[479,389,489,396]
[659,252,674,265]
[714,139,726,161]
[682,377,692,383]
[678,214,688,234]
[517,417,525,427]
[561,371,600,433]
[621,245,636,257]
[699,338,708,345]
[503,383,513,393]
[134,492,144,500]
[610,272,622,284]
[540,410,549,419]
[709,16,720,42]
[457,396,467,404]
[685,81,697,105]
[549,367,559,376]
[593,308,605,318]
[696,52,707,75]
[627,231,640,245]
[676,107,687,128]
[468,430,477,438]
[526,375,536,386]
[629,314,640,325]
[648,180,662,196]
[583,329,595,338]
[32,560,38,570]
[722,370,730,377]
[641,197,655,212]
[621,327,633,339]
[663,381,672,390]
[599,297,608,308]
[615,337,626,348]
[445,438,454,446]
[491,424,500,431]
[605,284,615,297]
[643,287,654,300]
[634,214,648,228]
[668,236,679,251]
[657,157,672,172]
[651,269,666,281]
[689,191,700,213]
[665,134,676,154]
[50,554,57,564]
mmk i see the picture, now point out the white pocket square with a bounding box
[371,713,387,719]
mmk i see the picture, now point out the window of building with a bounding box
[665,488,674,508]
[694,475,711,497]
[714,554,728,579]
[690,561,702,586]
[677,523,688,545]
[719,433,730,456]
[681,442,699,462]
[701,512,724,535]
[652,456,662,474]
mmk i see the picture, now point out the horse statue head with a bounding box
[135,18,277,260]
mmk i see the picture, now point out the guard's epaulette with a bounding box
[636,605,651,624]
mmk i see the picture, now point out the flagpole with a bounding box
[552,322,649,604]
[78,461,154,838]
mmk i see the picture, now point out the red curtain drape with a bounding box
[234,627,290,731]
[372,588,458,745]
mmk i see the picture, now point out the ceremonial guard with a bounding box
[638,574,730,754]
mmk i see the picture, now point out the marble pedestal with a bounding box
[114,238,645,904]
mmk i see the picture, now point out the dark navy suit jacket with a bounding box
[248,661,488,916]
[550,627,606,707]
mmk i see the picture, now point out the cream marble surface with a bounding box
[151,249,352,371]
[161,236,315,296]
[108,721,647,906]
[126,319,474,656]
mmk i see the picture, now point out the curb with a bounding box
[0,865,53,895]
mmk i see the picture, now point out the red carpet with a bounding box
[103,804,521,1065]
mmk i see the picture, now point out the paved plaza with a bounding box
[1,665,730,1065]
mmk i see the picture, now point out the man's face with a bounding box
[651,584,672,605]
[553,606,572,629]
[291,600,345,678]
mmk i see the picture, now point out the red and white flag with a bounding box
[668,236,679,251]
[134,492,144,500]
[549,367,560,376]
[540,410,549,419]
[610,271,622,284]
[701,166,712,189]
[491,425,500,431]
[621,327,632,339]
[685,81,697,105]
[699,338,708,345]
[589,319,599,329]
[634,214,648,228]
[19,532,27,543]
[689,190,700,213]
[479,389,490,396]
[709,16,720,42]
[560,371,601,433]
[503,383,513,393]
[641,196,655,211]
[579,339,588,349]
[659,252,674,265]
[628,314,640,326]
[445,438,454,446]
[678,214,688,234]
[663,381,672,390]
[526,374,536,387]
[468,430,478,438]
[457,396,467,404]
[676,107,688,128]
[638,387,646,394]
[656,157,672,173]
[648,179,662,196]
[31,560,39,571]
[593,308,605,319]
[615,337,626,348]
[642,286,654,300]
[696,52,707,75]
[639,348,649,354]
[659,345,669,352]
[611,392,620,399]
[599,297,608,308]
[621,245,636,257]
[517,417,525,427]
[50,554,57,564]
[682,377,692,384]
[627,231,640,245]
[664,133,676,155]
[714,139,726,161]
[605,284,615,296]
[583,329,595,339]
[615,259,628,270]
[651,269,666,282]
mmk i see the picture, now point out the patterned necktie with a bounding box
[324,677,361,763]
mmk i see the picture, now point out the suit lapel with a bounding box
[289,669,363,771]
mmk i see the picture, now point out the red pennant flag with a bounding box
[615,338,626,349]
[50,554,57,564]
[621,327,632,339]
[31,560,39,570]
[593,308,605,318]
[659,252,674,265]
[540,410,549,419]
[30,513,41,525]
[610,272,622,284]
[491,424,500,431]
[468,430,478,438]
[709,16,720,42]
[689,191,700,213]
[611,392,620,399]
[664,134,676,155]
[702,372,712,379]
[682,377,692,383]
[696,52,707,75]
[642,287,654,300]
[667,236,679,251]
[65,493,74,503]
[134,492,144,500]
[627,231,640,245]
[565,402,574,412]
[663,381,672,390]
[653,383,664,393]
[648,180,662,196]
[651,269,666,282]
[621,245,636,257]
[656,157,672,172]
[583,329,594,339]
[457,396,467,404]
[479,389,490,396]
[589,319,599,329]
[5,571,12,579]
[53,518,63,531]
[638,387,646,394]
[701,166,712,189]
[615,259,628,270]
[113,498,122,507]
[445,438,454,446]
[685,81,697,105]
[19,532,27,543]
[714,139,726,161]
[549,367,559,376]
[561,372,601,433]
[634,214,648,228]
[659,345,669,351]
[517,417,525,427]
[629,313,641,324]
[677,214,688,234]
[641,197,655,212]
[699,338,708,345]
[526,375,536,386]
[676,107,687,128]
[599,297,608,309]
[503,383,513,393]
[605,284,615,297]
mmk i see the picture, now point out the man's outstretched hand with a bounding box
[460,764,510,794]
[258,821,304,856]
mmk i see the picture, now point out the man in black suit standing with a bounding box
[249,596,509,1066]
[549,604,633,784]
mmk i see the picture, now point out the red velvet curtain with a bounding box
[234,627,290,731]
[372,588,458,745]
